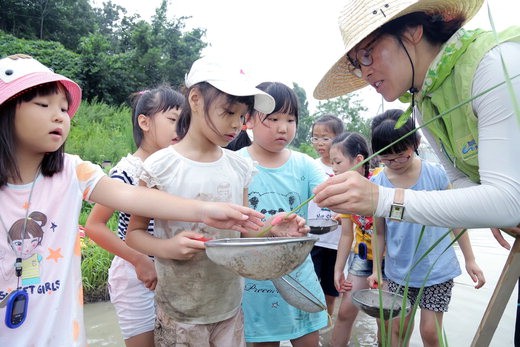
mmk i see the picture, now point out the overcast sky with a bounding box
[94,0,517,115]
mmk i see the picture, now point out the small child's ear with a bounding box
[188,88,203,113]
[137,114,150,131]
[355,154,365,164]
[245,113,256,129]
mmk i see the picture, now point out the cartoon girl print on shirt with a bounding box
[8,211,47,286]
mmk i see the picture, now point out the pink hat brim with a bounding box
[0,72,82,118]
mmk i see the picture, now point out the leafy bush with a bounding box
[80,207,118,302]
[67,99,135,165]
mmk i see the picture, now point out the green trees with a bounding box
[0,0,206,106]
[315,94,370,139]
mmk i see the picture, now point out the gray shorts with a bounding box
[387,279,454,312]
[154,306,246,347]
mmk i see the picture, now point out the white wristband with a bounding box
[375,185,394,218]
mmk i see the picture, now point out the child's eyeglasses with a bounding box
[311,137,332,144]
[380,154,411,165]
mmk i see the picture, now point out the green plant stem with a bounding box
[257,194,316,237]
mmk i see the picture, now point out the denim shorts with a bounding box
[348,253,386,279]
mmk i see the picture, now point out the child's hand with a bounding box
[334,271,351,292]
[164,231,209,260]
[134,254,158,290]
[339,279,353,292]
[465,260,486,289]
[267,213,309,237]
[367,273,379,289]
[200,202,265,233]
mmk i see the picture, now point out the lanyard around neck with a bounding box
[0,171,39,289]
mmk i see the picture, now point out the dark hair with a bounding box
[371,109,419,155]
[379,12,464,45]
[0,82,71,187]
[177,82,254,140]
[331,131,371,178]
[129,84,185,147]
[225,129,251,151]
[312,114,344,136]
[254,82,299,123]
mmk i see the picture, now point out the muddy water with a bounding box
[85,229,517,346]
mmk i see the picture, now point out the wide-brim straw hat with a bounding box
[313,0,484,100]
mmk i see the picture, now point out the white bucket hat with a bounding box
[0,54,82,117]
[313,0,484,100]
[185,55,275,114]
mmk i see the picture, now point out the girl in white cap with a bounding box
[313,1,520,251]
[0,54,266,346]
[85,85,185,347]
[125,56,308,347]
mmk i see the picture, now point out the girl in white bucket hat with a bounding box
[0,54,267,346]
[314,2,520,246]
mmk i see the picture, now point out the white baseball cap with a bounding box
[185,55,275,114]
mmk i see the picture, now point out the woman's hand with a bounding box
[490,226,520,251]
[199,202,265,233]
[313,171,379,216]
[267,213,309,237]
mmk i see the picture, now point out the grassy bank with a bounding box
[79,203,117,302]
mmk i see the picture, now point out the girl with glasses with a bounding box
[367,109,485,346]
[307,114,344,317]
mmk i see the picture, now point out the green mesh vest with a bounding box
[419,27,520,183]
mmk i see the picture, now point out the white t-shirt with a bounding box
[376,42,520,228]
[0,155,104,346]
[139,146,255,324]
[307,158,340,249]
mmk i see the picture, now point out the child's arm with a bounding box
[90,176,264,232]
[126,212,210,260]
[367,217,386,288]
[334,216,354,292]
[84,204,157,290]
[452,228,486,289]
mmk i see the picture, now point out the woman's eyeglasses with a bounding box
[379,154,412,165]
[310,137,332,144]
[346,33,383,78]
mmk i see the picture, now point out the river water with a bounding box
[85,229,517,346]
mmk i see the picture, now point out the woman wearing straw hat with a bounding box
[313,1,520,247]
[312,0,520,345]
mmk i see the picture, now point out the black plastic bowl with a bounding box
[307,218,339,235]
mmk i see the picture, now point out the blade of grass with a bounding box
[257,194,316,237]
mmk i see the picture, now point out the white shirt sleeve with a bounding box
[376,42,520,228]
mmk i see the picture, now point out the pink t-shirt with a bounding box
[0,154,104,346]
